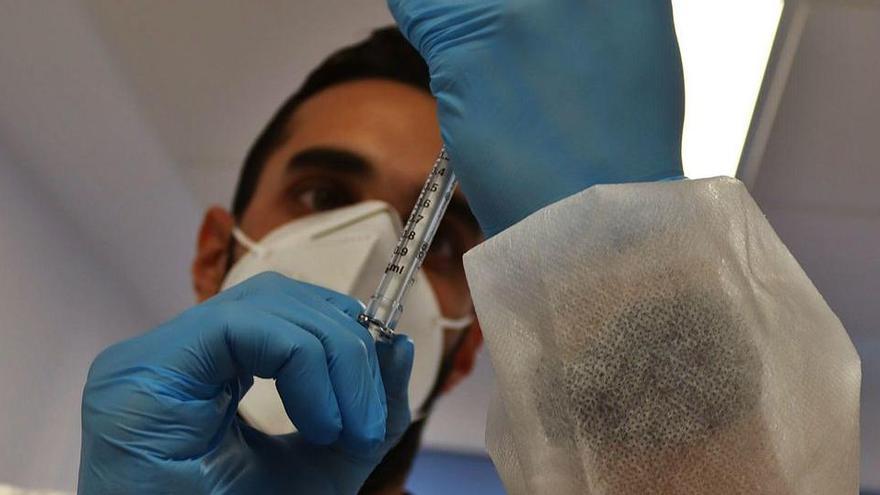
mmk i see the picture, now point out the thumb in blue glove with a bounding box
[389,0,686,236]
[78,272,413,494]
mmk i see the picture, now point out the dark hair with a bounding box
[230,26,431,219]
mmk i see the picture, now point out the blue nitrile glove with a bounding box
[78,272,413,495]
[389,0,686,236]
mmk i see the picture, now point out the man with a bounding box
[79,1,860,493]
[77,27,483,495]
[190,27,484,494]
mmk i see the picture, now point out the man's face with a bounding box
[197,78,481,348]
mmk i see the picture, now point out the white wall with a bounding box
[0,2,203,489]
[0,149,151,491]
[0,1,202,322]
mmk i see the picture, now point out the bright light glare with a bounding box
[672,0,784,179]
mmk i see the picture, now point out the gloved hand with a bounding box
[388,0,686,236]
[78,272,413,494]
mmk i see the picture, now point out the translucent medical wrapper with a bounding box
[464,178,861,494]
[360,148,457,341]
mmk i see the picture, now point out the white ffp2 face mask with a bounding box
[221,200,472,435]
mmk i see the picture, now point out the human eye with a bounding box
[287,178,359,214]
[424,221,468,273]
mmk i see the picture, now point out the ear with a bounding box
[440,319,484,394]
[192,206,235,302]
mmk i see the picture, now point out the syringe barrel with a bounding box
[361,148,458,341]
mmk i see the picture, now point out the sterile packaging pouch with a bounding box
[464,178,860,494]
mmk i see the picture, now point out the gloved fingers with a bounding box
[212,273,375,366]
[324,334,412,471]
[233,276,378,377]
[192,302,345,446]
[386,0,447,58]
[293,280,366,320]
[387,0,501,62]
[211,272,364,318]
[212,273,383,395]
[278,283,384,409]
[215,274,377,352]
[207,273,388,450]
[376,334,414,441]
[244,292,388,453]
[244,288,381,388]
[215,272,385,410]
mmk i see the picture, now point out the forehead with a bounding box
[285,79,443,184]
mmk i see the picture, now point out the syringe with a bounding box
[359,147,458,342]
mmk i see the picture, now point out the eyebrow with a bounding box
[289,145,481,235]
[287,146,375,177]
